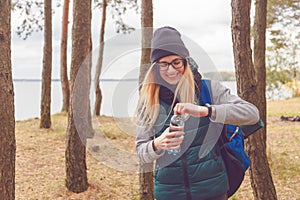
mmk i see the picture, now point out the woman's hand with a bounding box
[173,103,211,118]
[153,127,184,152]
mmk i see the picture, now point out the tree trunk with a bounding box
[139,163,154,200]
[60,0,70,112]
[0,0,16,199]
[251,0,277,199]
[65,0,91,193]
[231,0,277,199]
[94,0,107,116]
[138,0,153,86]
[40,0,52,128]
[139,0,154,199]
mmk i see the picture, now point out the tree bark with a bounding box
[231,0,277,199]
[65,0,91,193]
[139,163,154,200]
[60,0,70,112]
[40,0,52,128]
[251,0,277,199]
[94,0,107,116]
[0,0,16,199]
[253,0,267,147]
[138,0,153,87]
[139,0,154,199]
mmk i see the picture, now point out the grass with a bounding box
[233,97,300,200]
[267,97,300,117]
[15,113,139,200]
[15,98,300,199]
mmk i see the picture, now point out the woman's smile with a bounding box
[166,73,178,78]
[158,55,185,85]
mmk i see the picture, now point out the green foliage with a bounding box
[266,0,300,99]
[94,0,139,34]
[12,0,62,40]
[267,0,300,28]
[266,53,290,99]
[12,0,139,40]
[266,0,300,61]
[12,0,44,40]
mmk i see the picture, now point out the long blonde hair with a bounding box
[136,61,195,125]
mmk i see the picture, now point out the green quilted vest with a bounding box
[153,102,229,200]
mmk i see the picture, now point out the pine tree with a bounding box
[0,0,16,198]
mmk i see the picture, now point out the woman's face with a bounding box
[156,55,185,85]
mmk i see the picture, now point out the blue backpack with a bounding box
[200,79,263,197]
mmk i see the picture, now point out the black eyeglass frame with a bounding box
[155,58,187,71]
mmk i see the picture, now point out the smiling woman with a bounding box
[135,26,260,200]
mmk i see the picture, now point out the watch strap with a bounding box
[205,104,212,118]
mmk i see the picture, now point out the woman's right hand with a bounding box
[153,127,184,152]
[173,103,210,117]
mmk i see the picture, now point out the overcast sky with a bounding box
[11,0,236,80]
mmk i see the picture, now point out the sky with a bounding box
[11,0,236,80]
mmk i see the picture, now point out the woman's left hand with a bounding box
[173,103,209,118]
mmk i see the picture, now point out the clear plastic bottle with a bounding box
[167,114,185,156]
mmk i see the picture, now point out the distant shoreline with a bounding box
[13,72,239,82]
[13,78,139,82]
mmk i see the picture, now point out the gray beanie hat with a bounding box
[150,26,189,63]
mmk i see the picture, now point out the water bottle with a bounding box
[167,114,185,156]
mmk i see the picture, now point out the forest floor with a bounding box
[15,97,300,200]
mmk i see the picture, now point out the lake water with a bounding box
[14,80,238,121]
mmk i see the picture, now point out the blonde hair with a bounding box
[136,61,195,126]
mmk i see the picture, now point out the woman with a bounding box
[135,26,259,200]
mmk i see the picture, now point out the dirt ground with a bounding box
[233,116,300,200]
[15,98,300,200]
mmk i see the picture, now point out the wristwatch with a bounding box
[204,104,212,118]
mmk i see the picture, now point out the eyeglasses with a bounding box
[156,58,186,71]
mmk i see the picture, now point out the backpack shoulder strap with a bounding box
[200,79,212,105]
[200,81,249,198]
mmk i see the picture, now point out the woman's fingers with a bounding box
[174,103,209,117]
[164,134,184,148]
[166,130,184,138]
[158,132,184,150]
[173,103,186,114]
[157,127,185,151]
[174,103,197,116]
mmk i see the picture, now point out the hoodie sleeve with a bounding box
[135,118,165,164]
[209,80,260,125]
